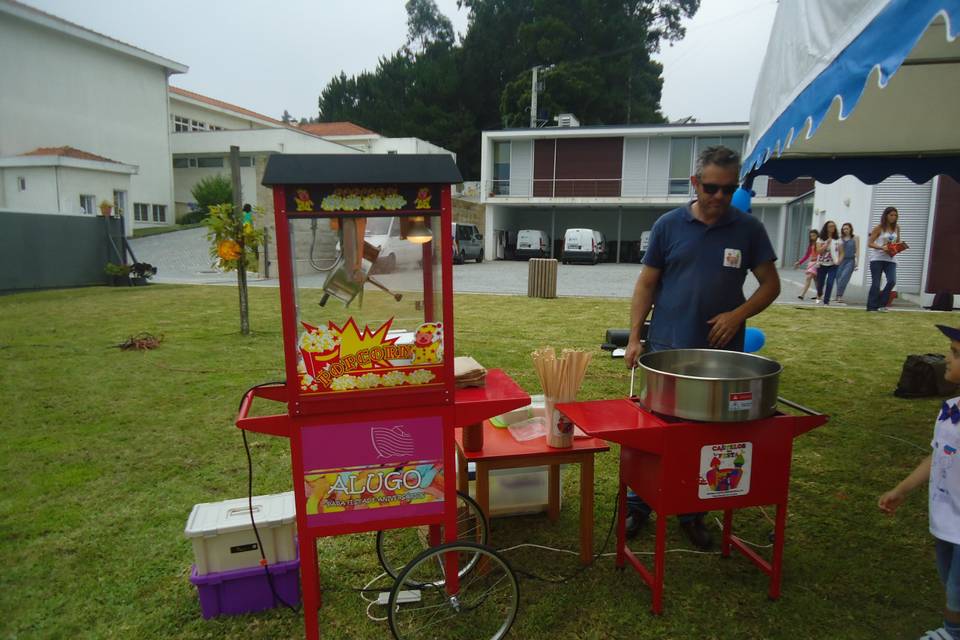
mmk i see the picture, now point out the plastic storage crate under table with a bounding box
[189,553,301,618]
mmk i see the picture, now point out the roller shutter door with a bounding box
[869,177,932,294]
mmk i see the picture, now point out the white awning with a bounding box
[743,0,960,184]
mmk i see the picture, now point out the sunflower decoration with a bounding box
[205,203,264,271]
[217,239,242,261]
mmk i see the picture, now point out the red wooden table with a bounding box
[454,420,609,565]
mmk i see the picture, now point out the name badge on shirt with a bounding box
[723,248,742,269]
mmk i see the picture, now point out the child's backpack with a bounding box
[894,354,959,398]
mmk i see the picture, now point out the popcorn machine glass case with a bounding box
[265,155,461,416]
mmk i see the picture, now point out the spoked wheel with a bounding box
[376,491,488,586]
[388,542,519,640]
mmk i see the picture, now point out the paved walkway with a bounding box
[130,228,921,310]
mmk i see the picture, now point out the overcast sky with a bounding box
[23,0,778,125]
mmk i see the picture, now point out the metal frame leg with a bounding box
[652,514,666,615]
[769,502,787,600]
[299,533,321,640]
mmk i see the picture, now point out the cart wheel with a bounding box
[388,542,519,640]
[376,491,488,585]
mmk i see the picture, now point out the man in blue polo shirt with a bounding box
[623,145,781,549]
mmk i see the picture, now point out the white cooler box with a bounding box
[185,492,297,576]
[466,464,557,517]
[469,396,560,517]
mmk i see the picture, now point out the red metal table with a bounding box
[454,420,609,565]
[557,398,828,613]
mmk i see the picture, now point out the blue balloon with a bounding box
[744,327,765,353]
[732,187,754,214]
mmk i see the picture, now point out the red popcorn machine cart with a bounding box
[237,154,529,640]
[558,349,829,615]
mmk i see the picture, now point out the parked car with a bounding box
[452,223,483,264]
[515,229,551,259]
[561,228,606,264]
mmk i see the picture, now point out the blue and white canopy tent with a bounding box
[742,0,960,186]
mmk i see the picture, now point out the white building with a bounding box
[168,87,363,222]
[298,122,453,156]
[479,122,808,263]
[0,0,187,232]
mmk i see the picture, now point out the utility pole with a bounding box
[229,145,249,335]
[530,65,540,128]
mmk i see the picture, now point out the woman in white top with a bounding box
[815,220,844,305]
[867,207,901,312]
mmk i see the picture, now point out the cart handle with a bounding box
[777,396,821,416]
[236,383,291,438]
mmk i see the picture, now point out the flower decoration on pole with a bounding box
[204,203,264,334]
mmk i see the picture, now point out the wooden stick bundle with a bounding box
[531,347,592,447]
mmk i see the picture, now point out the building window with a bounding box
[197,157,224,168]
[113,190,127,217]
[694,135,746,158]
[17,176,26,191]
[152,204,167,223]
[172,157,189,169]
[134,202,149,222]
[80,194,96,215]
[492,141,510,195]
[669,138,693,195]
[238,156,253,167]
[174,116,190,132]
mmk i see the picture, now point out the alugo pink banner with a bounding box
[301,416,445,527]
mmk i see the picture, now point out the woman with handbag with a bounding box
[815,220,843,305]
[867,207,902,312]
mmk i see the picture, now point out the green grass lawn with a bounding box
[2,285,957,639]
[133,222,205,238]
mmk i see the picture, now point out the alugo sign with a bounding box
[300,416,445,528]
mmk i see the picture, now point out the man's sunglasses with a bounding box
[700,183,739,195]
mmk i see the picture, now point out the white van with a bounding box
[562,228,606,264]
[364,216,422,273]
[515,229,551,259]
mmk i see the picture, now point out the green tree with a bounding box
[405,0,454,52]
[186,174,233,223]
[316,0,699,178]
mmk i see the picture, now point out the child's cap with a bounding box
[936,325,960,342]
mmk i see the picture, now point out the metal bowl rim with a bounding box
[638,348,784,383]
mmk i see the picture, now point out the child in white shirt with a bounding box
[879,324,960,639]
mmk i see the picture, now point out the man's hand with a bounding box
[707,310,744,348]
[625,338,644,369]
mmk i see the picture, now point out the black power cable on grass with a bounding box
[238,381,299,613]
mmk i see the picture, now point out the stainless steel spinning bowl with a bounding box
[638,349,783,422]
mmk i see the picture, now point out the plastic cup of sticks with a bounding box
[531,347,592,449]
[544,397,574,448]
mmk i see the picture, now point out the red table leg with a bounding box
[721,509,734,558]
[547,464,561,521]
[616,482,627,569]
[651,514,667,615]
[580,455,595,566]
[769,502,787,600]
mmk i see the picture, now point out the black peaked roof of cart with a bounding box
[262,154,463,186]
